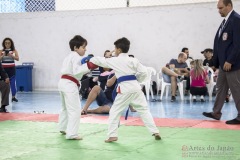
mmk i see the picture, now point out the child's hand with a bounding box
[105,50,114,58]
[93,77,98,82]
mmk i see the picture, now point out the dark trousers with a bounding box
[212,68,240,120]
[0,81,10,106]
[184,76,190,90]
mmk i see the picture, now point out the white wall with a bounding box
[0,1,239,91]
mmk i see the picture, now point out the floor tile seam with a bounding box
[161,127,190,139]
[121,118,141,126]
[189,120,207,129]
[3,148,40,160]
[40,145,131,153]
[82,128,107,137]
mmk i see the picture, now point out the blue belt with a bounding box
[112,75,137,120]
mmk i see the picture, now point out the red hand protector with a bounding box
[87,62,98,70]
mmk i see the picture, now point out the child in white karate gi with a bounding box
[89,37,161,142]
[58,35,91,140]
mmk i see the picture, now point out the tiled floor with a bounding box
[7,91,238,121]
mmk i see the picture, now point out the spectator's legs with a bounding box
[162,67,178,77]
[82,85,101,112]
[87,105,110,114]
[170,76,177,96]
[184,76,190,95]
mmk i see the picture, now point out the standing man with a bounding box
[203,0,240,125]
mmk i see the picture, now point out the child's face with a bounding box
[75,44,87,56]
[114,47,122,57]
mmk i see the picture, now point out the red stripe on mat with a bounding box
[0,113,89,122]
[125,118,240,130]
[0,113,34,121]
[125,118,202,127]
[193,120,240,130]
[1,113,240,130]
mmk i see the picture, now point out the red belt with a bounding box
[61,75,80,87]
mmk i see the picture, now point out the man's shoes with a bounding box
[171,96,176,102]
[177,75,184,83]
[0,108,8,113]
[202,112,220,120]
[226,119,240,125]
[12,97,18,102]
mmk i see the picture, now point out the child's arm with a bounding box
[205,76,210,84]
[106,75,116,87]
[135,61,148,83]
[205,71,210,84]
[90,57,112,69]
[73,59,91,79]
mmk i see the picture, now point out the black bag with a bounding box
[79,77,90,99]
[79,76,98,99]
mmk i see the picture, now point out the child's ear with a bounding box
[74,46,78,51]
[116,48,122,53]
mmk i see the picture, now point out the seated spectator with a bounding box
[97,50,113,90]
[182,47,193,67]
[81,73,136,114]
[201,49,207,59]
[202,48,215,71]
[190,59,209,102]
[161,52,189,102]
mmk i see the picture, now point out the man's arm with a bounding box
[224,17,240,71]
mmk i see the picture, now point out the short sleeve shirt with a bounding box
[169,59,188,68]
[203,59,214,67]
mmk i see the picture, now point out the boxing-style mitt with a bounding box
[87,61,98,70]
[81,55,94,64]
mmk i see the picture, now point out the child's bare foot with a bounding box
[105,137,118,143]
[129,106,136,112]
[153,133,161,140]
[69,136,83,140]
[60,131,66,135]
[130,108,136,112]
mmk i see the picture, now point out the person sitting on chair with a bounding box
[161,52,189,102]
